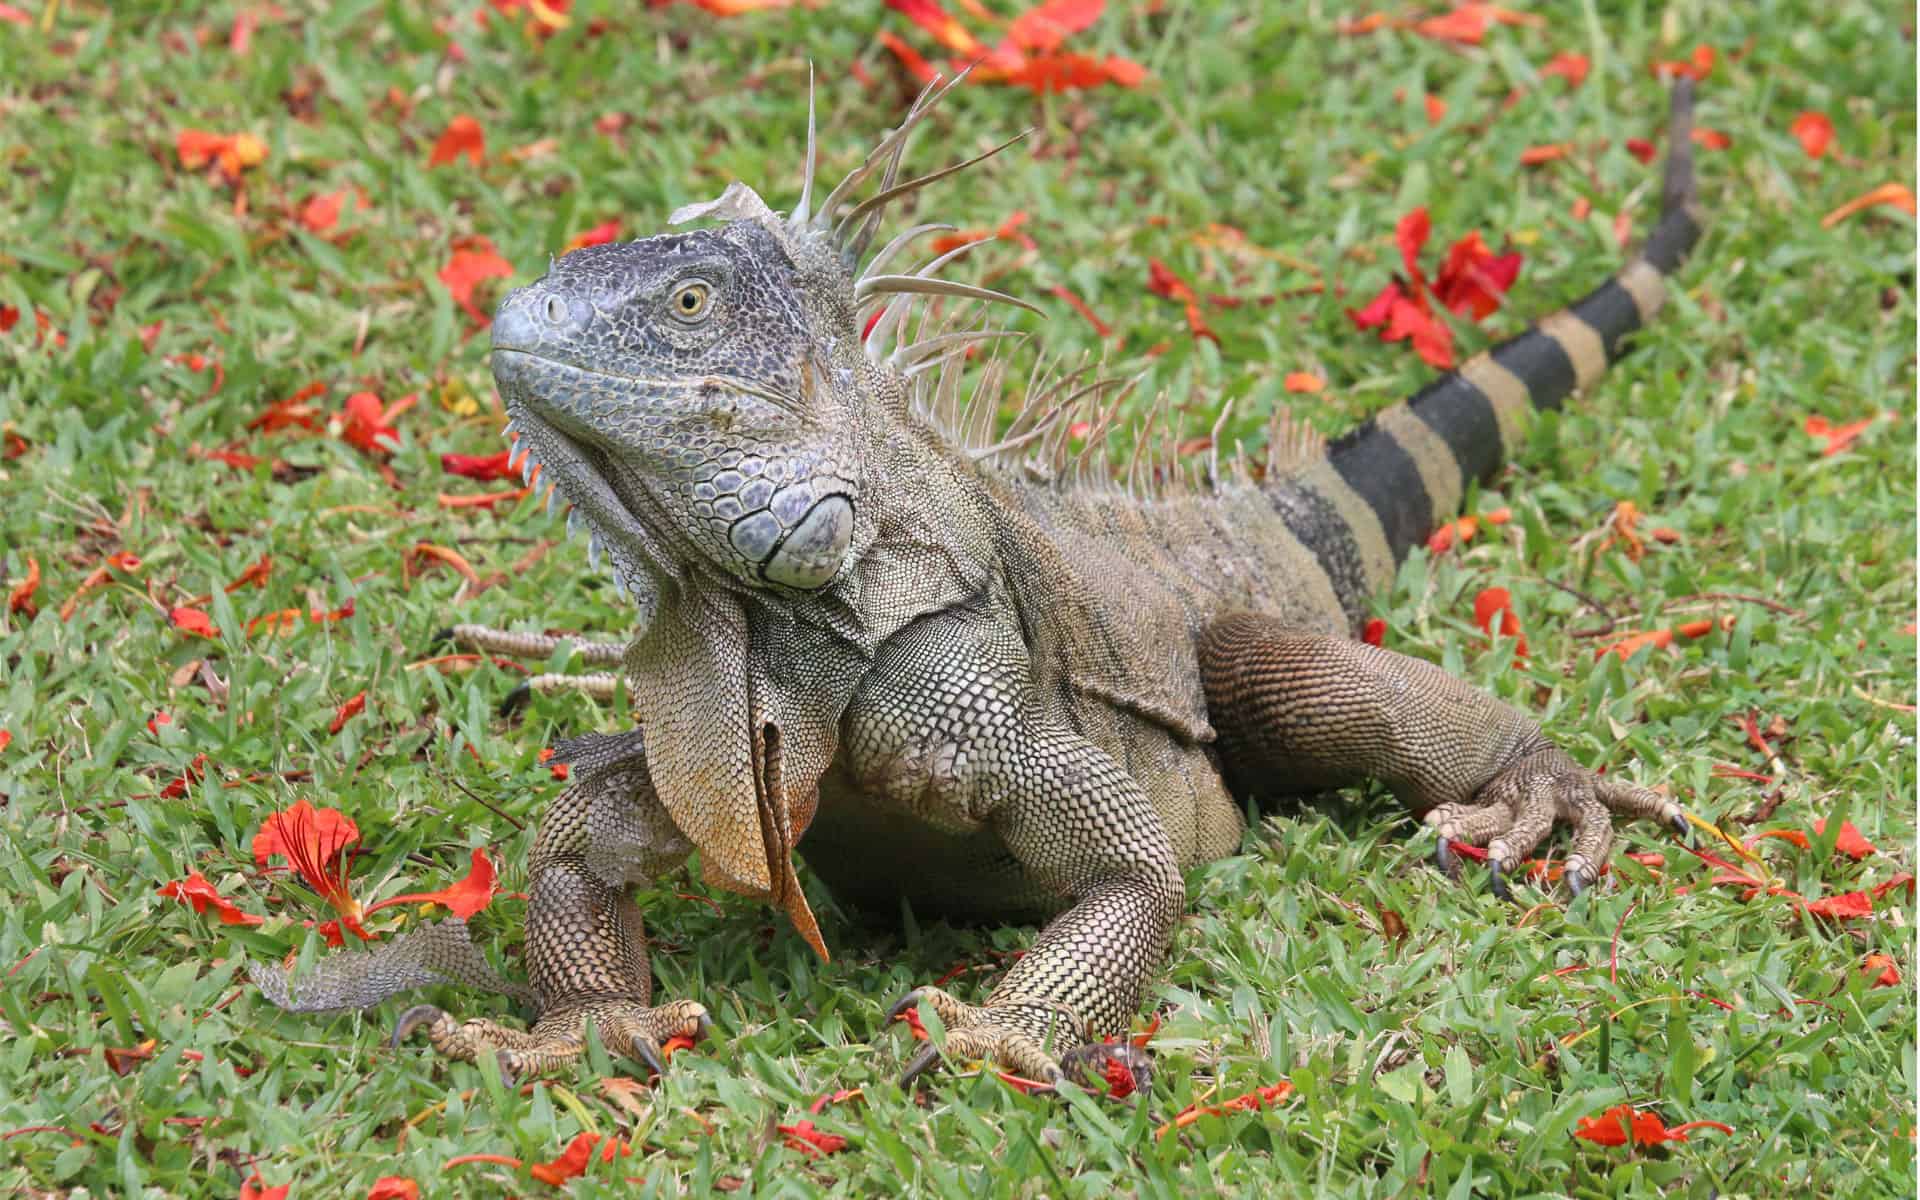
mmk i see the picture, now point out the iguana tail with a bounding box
[1267,79,1703,628]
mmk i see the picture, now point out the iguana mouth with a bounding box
[492,352,658,595]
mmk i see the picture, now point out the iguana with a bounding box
[257,74,1703,1091]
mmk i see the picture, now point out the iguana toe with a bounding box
[890,987,1122,1094]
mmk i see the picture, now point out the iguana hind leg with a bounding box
[1198,611,1687,896]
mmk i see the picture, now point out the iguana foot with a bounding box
[1424,748,1688,898]
[433,623,625,714]
[393,997,709,1083]
[887,986,1146,1094]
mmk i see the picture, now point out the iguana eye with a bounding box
[670,280,713,323]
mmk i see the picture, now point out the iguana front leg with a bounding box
[1198,611,1686,897]
[848,615,1179,1090]
[393,731,709,1080]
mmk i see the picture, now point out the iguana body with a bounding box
[261,77,1702,1088]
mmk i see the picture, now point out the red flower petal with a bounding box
[528,1132,629,1186]
[365,848,500,920]
[442,449,517,480]
[1864,953,1901,987]
[1802,890,1872,920]
[1003,0,1103,54]
[429,114,486,167]
[1814,818,1876,860]
[1789,110,1834,160]
[239,1174,291,1200]
[158,871,266,927]
[1539,51,1589,88]
[1472,587,1528,658]
[169,606,222,640]
[438,237,515,324]
[1345,281,1403,331]
[338,391,400,455]
[1394,207,1431,282]
[328,691,367,734]
[1362,617,1387,647]
[565,219,621,252]
[1625,137,1657,164]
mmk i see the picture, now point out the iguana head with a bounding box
[488,74,1034,605]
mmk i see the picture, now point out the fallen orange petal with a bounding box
[1821,183,1917,229]
[429,114,486,167]
[1790,110,1835,160]
[1520,142,1572,165]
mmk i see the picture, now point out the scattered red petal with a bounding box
[0,730,10,753]
[1625,137,1657,164]
[565,219,621,252]
[1575,1104,1732,1147]
[1157,1081,1294,1137]
[1383,293,1453,368]
[248,381,327,434]
[365,848,500,920]
[886,0,988,57]
[1650,44,1715,82]
[439,237,515,324]
[338,391,401,455]
[1394,207,1430,281]
[1815,818,1876,860]
[1004,0,1104,54]
[239,1174,291,1200]
[1433,230,1522,319]
[1050,284,1112,336]
[442,449,517,480]
[1540,51,1589,88]
[148,712,172,735]
[1146,259,1219,342]
[429,114,486,168]
[225,555,273,592]
[157,871,266,927]
[299,189,348,234]
[1802,890,1871,920]
[1863,953,1900,987]
[1284,372,1325,394]
[158,753,208,799]
[1872,873,1914,900]
[528,1132,630,1186]
[0,4,29,25]
[328,690,367,734]
[1691,127,1732,150]
[1790,111,1835,160]
[169,606,222,639]
[1520,142,1572,165]
[1472,587,1528,658]
[1821,183,1916,228]
[1413,3,1538,45]
[7,554,39,617]
[1423,94,1447,125]
[877,30,940,83]
[176,128,268,182]
[1803,412,1880,456]
[1362,617,1387,647]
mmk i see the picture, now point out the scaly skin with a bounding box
[262,76,1704,1091]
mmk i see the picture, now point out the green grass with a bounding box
[2,2,1914,1196]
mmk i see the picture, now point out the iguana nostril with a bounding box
[544,294,567,324]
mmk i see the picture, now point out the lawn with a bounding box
[1,1,1914,1196]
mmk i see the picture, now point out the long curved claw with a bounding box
[898,1041,944,1088]
[392,1004,446,1048]
[632,1037,668,1080]
[428,627,458,652]
[1434,838,1460,879]
[1670,812,1693,845]
[1565,866,1591,897]
[1489,863,1513,903]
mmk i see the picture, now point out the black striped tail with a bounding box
[1267,79,1703,627]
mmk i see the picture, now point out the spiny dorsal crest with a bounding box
[670,69,1322,500]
